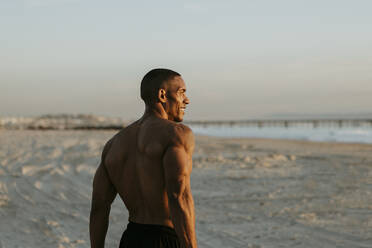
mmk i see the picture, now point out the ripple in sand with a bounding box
[298,212,318,222]
[288,155,297,161]
[22,164,54,176]
[50,168,65,176]
[59,192,68,201]
[34,181,42,190]
[47,220,59,227]
[268,153,288,161]
[76,164,95,175]
[242,155,252,162]
[0,181,9,206]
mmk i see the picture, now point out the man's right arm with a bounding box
[163,126,197,248]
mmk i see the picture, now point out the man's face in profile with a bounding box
[165,76,189,122]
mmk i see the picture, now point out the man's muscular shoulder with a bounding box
[167,123,194,153]
[100,138,115,168]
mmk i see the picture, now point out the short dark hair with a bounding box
[140,68,181,104]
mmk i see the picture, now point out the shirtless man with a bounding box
[89,69,197,248]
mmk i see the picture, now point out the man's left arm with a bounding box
[90,142,117,248]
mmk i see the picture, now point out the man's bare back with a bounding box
[89,69,197,248]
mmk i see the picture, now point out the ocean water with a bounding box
[189,125,372,144]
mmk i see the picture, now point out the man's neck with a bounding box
[142,103,169,120]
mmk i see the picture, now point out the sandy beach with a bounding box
[0,130,371,248]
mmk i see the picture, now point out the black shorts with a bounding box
[119,222,181,248]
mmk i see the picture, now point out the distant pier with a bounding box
[2,116,372,130]
[185,119,372,129]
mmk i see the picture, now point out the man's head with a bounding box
[140,68,189,122]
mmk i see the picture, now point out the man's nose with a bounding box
[184,96,190,105]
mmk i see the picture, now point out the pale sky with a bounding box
[1,0,372,120]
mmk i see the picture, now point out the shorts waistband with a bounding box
[126,221,177,237]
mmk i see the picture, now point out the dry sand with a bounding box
[0,130,371,248]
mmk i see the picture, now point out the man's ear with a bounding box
[158,89,167,103]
